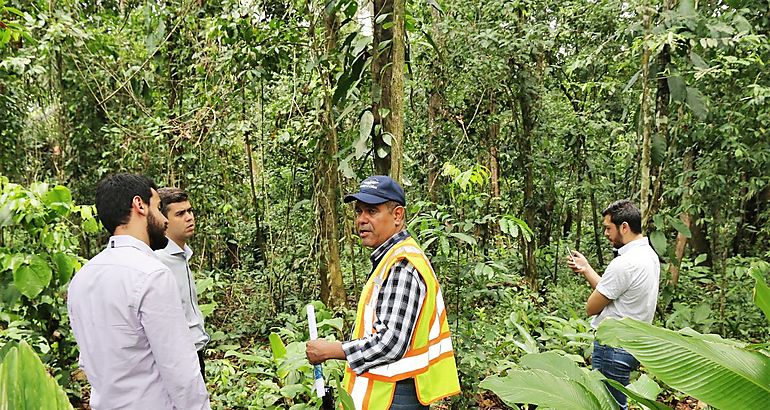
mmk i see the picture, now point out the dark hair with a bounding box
[384,200,407,221]
[602,199,642,234]
[95,174,157,235]
[157,187,189,216]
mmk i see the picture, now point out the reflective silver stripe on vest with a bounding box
[366,337,454,377]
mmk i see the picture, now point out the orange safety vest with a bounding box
[342,237,460,409]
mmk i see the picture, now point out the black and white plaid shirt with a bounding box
[341,230,427,375]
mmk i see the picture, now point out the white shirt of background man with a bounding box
[155,239,210,351]
[591,237,661,329]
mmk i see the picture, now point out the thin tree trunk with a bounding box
[589,186,605,267]
[387,0,405,182]
[647,0,673,229]
[426,6,443,201]
[371,0,392,175]
[427,91,441,201]
[518,87,537,290]
[488,95,500,198]
[639,1,654,233]
[314,10,347,308]
[371,0,405,180]
[669,146,694,286]
[242,84,267,266]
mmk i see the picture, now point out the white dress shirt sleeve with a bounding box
[596,259,631,300]
[137,268,211,410]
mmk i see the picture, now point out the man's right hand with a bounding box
[306,339,345,365]
[567,250,590,274]
[567,250,601,290]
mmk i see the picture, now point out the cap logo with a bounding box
[361,180,379,190]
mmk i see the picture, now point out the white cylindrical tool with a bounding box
[306,304,326,398]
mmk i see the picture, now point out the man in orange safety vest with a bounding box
[306,175,460,410]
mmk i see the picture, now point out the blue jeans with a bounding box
[592,341,639,410]
[390,379,428,410]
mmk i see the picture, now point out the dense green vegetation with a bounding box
[2,0,769,408]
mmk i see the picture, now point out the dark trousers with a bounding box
[197,349,206,381]
[592,341,639,410]
[390,379,428,410]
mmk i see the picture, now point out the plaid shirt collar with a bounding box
[370,230,410,267]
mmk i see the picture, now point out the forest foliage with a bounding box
[1,0,769,408]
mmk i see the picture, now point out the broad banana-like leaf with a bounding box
[597,317,770,410]
[605,379,670,410]
[520,352,618,410]
[0,341,73,410]
[749,265,770,322]
[480,368,606,410]
[626,374,662,402]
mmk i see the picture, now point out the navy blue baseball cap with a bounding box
[344,175,405,206]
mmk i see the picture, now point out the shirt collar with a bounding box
[370,230,410,266]
[108,235,155,257]
[163,238,193,261]
[618,236,649,256]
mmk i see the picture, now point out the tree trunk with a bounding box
[489,96,500,198]
[242,83,267,266]
[426,6,443,201]
[647,0,673,229]
[371,0,405,181]
[518,83,537,290]
[314,10,347,309]
[165,0,182,185]
[669,147,694,286]
[639,1,654,233]
[427,91,441,201]
[589,186,605,267]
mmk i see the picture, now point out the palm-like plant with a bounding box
[481,262,770,410]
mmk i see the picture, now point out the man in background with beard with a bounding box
[68,174,210,410]
[568,199,660,410]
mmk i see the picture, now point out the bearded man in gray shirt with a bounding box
[68,174,209,409]
[155,187,210,380]
[568,199,660,410]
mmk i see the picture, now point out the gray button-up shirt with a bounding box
[155,240,210,351]
[67,235,210,410]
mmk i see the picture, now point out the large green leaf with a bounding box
[0,341,73,409]
[685,87,707,119]
[520,352,618,410]
[749,265,770,322]
[668,216,692,238]
[597,318,770,410]
[269,332,287,361]
[41,185,72,216]
[667,75,686,103]
[520,351,584,381]
[480,369,606,410]
[605,379,670,410]
[13,255,52,298]
[651,134,667,167]
[648,231,667,255]
[51,252,76,285]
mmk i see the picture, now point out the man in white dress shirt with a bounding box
[67,174,210,410]
[155,187,210,380]
[568,199,660,410]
